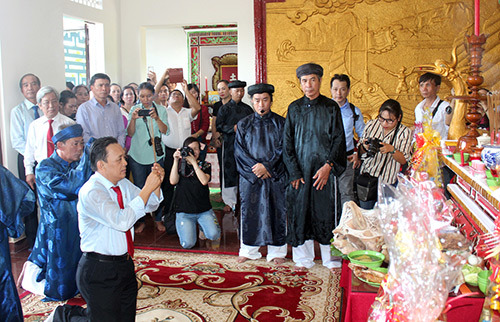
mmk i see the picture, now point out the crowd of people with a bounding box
[1,62,460,321]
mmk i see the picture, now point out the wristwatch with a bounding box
[389,148,396,155]
[325,160,335,167]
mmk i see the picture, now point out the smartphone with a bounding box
[138,109,150,117]
[147,66,154,81]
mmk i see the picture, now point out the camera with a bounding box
[365,138,383,158]
[138,109,151,117]
[180,146,194,176]
[147,136,164,157]
[180,146,194,158]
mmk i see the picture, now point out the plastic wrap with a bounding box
[411,122,443,188]
[368,176,470,322]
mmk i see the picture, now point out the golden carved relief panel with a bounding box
[266,0,500,131]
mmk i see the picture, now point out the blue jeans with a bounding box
[176,210,220,249]
[128,156,164,221]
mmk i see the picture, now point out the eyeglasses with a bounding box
[378,115,396,124]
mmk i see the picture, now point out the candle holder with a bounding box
[456,33,487,153]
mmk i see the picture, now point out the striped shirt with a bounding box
[359,119,412,184]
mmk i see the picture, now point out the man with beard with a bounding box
[283,63,346,270]
[234,83,287,264]
[216,80,253,213]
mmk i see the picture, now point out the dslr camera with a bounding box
[180,146,194,176]
[365,138,383,158]
[148,137,164,157]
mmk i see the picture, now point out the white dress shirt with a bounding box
[78,172,163,256]
[414,96,450,140]
[24,113,75,175]
[161,106,196,149]
[10,99,44,155]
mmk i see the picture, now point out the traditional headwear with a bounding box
[228,80,247,89]
[296,63,324,79]
[53,124,83,145]
[248,83,275,96]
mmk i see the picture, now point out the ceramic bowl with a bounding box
[348,250,385,268]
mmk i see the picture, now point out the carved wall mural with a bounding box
[266,0,500,128]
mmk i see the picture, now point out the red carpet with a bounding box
[21,248,341,321]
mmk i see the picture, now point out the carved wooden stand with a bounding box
[457,34,487,152]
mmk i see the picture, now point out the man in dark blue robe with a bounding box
[283,63,346,270]
[19,124,93,301]
[0,165,35,322]
[234,83,287,264]
[215,80,254,213]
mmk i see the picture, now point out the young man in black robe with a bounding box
[283,63,347,270]
[215,80,253,213]
[234,83,287,264]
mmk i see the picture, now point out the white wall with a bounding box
[145,27,188,85]
[0,0,121,174]
[119,0,255,88]
[0,0,255,175]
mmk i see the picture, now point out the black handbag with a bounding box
[356,123,400,202]
[356,173,379,202]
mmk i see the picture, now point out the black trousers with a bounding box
[53,253,137,322]
[18,153,38,248]
[160,147,176,217]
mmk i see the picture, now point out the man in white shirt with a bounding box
[24,86,75,190]
[9,73,42,247]
[157,80,201,234]
[48,136,164,322]
[414,72,452,140]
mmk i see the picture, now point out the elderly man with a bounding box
[158,80,201,234]
[19,124,93,301]
[0,165,35,322]
[216,80,254,213]
[234,83,287,264]
[49,137,164,321]
[10,73,41,247]
[24,86,75,189]
[76,73,126,146]
[283,63,346,270]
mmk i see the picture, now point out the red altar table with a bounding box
[340,261,484,321]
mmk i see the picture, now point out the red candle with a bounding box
[460,150,465,165]
[474,0,480,36]
[205,76,208,91]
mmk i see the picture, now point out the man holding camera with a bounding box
[283,63,346,270]
[161,80,201,232]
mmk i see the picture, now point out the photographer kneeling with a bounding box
[357,99,412,209]
[170,137,221,249]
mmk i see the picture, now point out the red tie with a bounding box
[111,186,134,258]
[47,119,55,156]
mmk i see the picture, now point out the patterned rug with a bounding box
[21,248,341,321]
